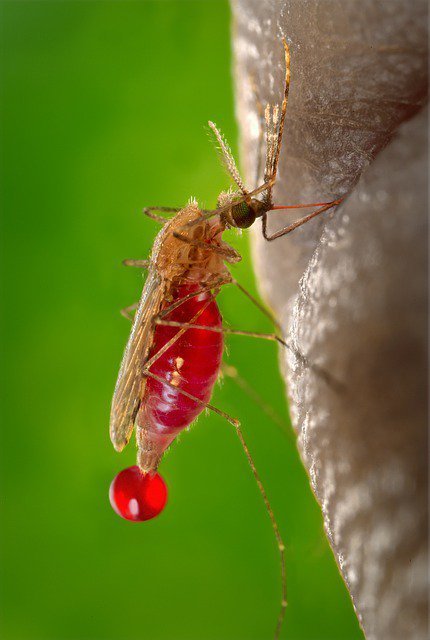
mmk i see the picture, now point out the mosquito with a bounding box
[109,39,343,640]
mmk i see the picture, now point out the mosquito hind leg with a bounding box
[231,278,345,391]
[221,363,288,437]
[233,422,287,640]
[141,369,287,640]
[143,285,287,638]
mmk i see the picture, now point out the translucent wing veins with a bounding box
[110,268,165,451]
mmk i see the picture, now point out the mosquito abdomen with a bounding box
[137,284,223,472]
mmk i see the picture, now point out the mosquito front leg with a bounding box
[262,199,344,241]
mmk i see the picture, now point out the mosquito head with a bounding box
[217,191,268,229]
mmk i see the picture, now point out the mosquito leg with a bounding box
[231,279,281,331]
[141,369,287,639]
[153,318,348,391]
[120,302,138,321]
[153,320,335,432]
[144,298,288,637]
[178,178,275,232]
[221,364,289,438]
[122,259,150,268]
[234,422,287,640]
[157,277,231,320]
[262,199,343,241]
[231,279,345,392]
[144,297,216,371]
[270,200,342,211]
[142,206,180,223]
[154,318,288,349]
[142,370,239,427]
[172,231,242,264]
[151,320,292,434]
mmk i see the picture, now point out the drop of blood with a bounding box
[109,465,167,522]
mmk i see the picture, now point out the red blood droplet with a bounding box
[109,466,167,522]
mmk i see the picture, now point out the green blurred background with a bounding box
[0,2,364,639]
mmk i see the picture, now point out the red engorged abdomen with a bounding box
[140,284,223,448]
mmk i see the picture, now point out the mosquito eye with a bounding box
[231,201,256,229]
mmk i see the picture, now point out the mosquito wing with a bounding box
[110,267,165,452]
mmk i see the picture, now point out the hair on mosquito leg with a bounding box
[172,231,242,264]
[120,302,138,321]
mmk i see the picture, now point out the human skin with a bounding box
[231,1,428,638]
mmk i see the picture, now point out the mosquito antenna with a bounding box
[208,121,247,195]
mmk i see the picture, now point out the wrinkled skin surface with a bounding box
[232,1,428,638]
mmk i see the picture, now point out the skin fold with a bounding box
[232,1,428,638]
